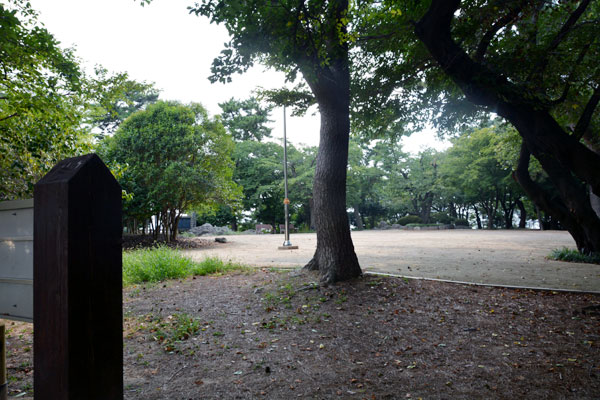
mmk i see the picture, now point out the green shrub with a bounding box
[454,218,470,227]
[430,212,453,224]
[123,247,246,285]
[548,247,600,264]
[405,223,444,227]
[178,231,196,238]
[397,215,422,226]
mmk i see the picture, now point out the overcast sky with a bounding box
[28,0,448,152]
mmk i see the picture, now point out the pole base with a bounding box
[278,245,299,250]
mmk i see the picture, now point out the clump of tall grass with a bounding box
[548,247,600,264]
[123,246,246,285]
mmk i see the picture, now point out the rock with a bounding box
[188,223,234,236]
[188,223,215,236]
[214,237,227,243]
[391,224,402,229]
[377,221,390,230]
[241,229,256,235]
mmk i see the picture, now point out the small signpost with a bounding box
[0,153,124,399]
[34,153,123,399]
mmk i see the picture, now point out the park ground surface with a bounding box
[3,230,600,398]
[183,229,600,293]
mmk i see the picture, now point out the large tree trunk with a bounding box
[414,0,600,254]
[473,205,482,229]
[513,143,600,254]
[308,198,316,230]
[302,59,362,285]
[419,192,433,224]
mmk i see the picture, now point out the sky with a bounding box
[28,0,449,153]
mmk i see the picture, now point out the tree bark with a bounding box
[308,197,316,230]
[473,205,482,229]
[302,59,362,285]
[513,142,600,254]
[354,203,364,231]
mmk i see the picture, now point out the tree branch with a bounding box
[0,112,18,122]
[474,4,523,62]
[534,0,592,76]
[573,85,600,140]
[357,31,398,42]
[549,42,592,105]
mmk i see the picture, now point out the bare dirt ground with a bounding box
[183,230,600,293]
[4,229,600,398]
[4,269,600,399]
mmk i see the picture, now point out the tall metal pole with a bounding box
[279,105,298,250]
[282,105,292,246]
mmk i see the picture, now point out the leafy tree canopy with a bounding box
[87,66,160,138]
[0,0,91,200]
[219,96,273,141]
[101,101,241,241]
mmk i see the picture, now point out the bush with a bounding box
[397,215,422,226]
[430,212,453,224]
[405,223,444,227]
[123,247,246,285]
[548,247,600,264]
[454,219,470,227]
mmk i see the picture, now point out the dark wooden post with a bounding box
[34,154,123,399]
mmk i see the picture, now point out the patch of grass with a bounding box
[123,247,246,285]
[139,313,201,353]
[190,257,247,276]
[549,247,600,264]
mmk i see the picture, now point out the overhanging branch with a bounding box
[573,85,600,140]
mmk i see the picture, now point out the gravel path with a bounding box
[182,229,600,292]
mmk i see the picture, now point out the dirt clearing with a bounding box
[183,230,600,292]
[4,268,600,399]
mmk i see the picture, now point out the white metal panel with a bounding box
[0,199,34,322]
[0,199,33,237]
[0,239,33,280]
[0,281,33,322]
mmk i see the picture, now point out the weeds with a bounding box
[549,247,600,264]
[134,313,201,353]
[123,246,247,285]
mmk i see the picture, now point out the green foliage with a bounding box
[123,247,246,285]
[397,215,422,226]
[189,0,355,84]
[219,96,272,141]
[353,0,600,140]
[101,101,241,241]
[257,84,316,117]
[0,0,91,200]
[454,218,470,227]
[87,66,160,138]
[123,246,197,285]
[440,124,525,228]
[430,212,453,224]
[231,139,316,229]
[189,257,247,277]
[136,313,201,353]
[549,248,600,265]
